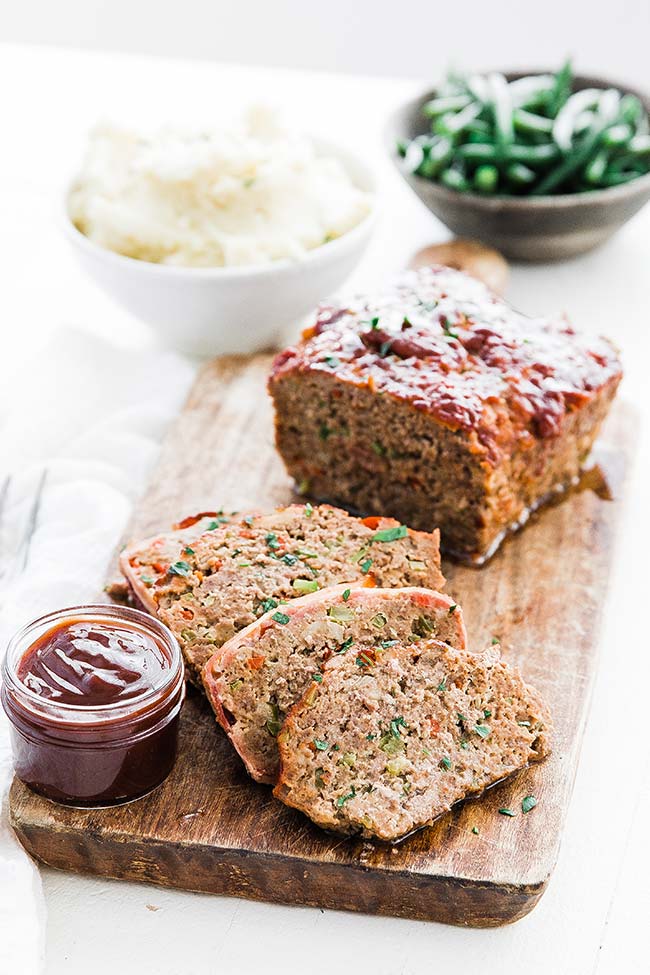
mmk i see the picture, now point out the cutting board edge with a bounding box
[10,794,547,928]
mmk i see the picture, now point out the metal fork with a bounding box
[0,469,47,587]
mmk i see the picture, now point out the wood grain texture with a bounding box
[9,354,634,927]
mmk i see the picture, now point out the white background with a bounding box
[0,3,649,973]
[2,0,650,88]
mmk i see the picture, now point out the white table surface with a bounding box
[1,42,649,975]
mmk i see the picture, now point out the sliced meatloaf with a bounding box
[118,511,236,612]
[269,265,622,563]
[202,584,466,784]
[152,504,445,686]
[275,639,551,840]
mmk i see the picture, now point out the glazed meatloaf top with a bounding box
[152,504,445,684]
[203,584,466,784]
[270,265,622,466]
[275,638,551,840]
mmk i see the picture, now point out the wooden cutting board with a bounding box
[9,354,634,927]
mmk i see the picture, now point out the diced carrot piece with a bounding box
[362,573,377,588]
[247,655,265,671]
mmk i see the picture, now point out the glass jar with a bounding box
[1,604,185,807]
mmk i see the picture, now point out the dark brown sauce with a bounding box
[18,618,170,707]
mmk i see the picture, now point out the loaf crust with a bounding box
[203,584,466,783]
[269,266,622,562]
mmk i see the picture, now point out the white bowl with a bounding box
[62,140,378,358]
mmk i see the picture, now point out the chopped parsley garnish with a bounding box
[439,756,452,771]
[499,808,516,817]
[206,516,228,530]
[281,553,299,566]
[336,786,357,808]
[366,733,376,740]
[370,316,380,329]
[521,795,537,814]
[390,716,408,739]
[379,339,394,357]
[342,588,351,601]
[312,673,323,683]
[292,578,319,593]
[337,637,354,654]
[319,423,333,440]
[381,639,398,648]
[371,441,386,456]
[457,713,466,723]
[460,740,469,749]
[322,354,342,368]
[271,611,290,625]
[183,546,195,555]
[265,532,280,550]
[448,604,457,614]
[471,826,479,835]
[305,502,314,518]
[373,524,407,543]
[360,557,373,574]
[440,315,459,339]
[313,739,329,750]
[437,678,447,693]
[483,708,492,719]
[356,650,375,668]
[169,560,192,577]
[474,724,491,739]
[260,597,279,613]
[491,636,500,645]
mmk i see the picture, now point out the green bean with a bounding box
[507,143,560,165]
[488,72,513,157]
[474,164,499,193]
[620,94,643,127]
[417,137,454,177]
[505,162,536,186]
[628,135,650,157]
[601,124,633,148]
[423,94,472,118]
[440,168,469,191]
[513,109,554,136]
[457,143,497,163]
[398,64,650,197]
[584,150,609,184]
[436,101,482,137]
[547,59,573,115]
[534,104,619,195]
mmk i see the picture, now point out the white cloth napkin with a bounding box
[0,326,195,974]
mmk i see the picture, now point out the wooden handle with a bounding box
[409,239,509,296]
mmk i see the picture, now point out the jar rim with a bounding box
[2,603,184,724]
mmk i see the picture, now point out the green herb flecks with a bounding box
[169,561,192,577]
[373,524,408,543]
[342,588,351,601]
[440,756,452,771]
[474,724,491,739]
[499,807,516,817]
[336,785,357,808]
[271,611,291,625]
[265,532,280,551]
[522,795,537,814]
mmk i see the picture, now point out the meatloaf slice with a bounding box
[274,639,551,840]
[118,511,236,612]
[153,504,445,686]
[203,584,466,784]
[269,265,622,563]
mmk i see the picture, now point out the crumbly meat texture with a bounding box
[203,584,466,784]
[269,265,622,562]
[118,511,237,612]
[152,504,444,686]
[275,639,551,840]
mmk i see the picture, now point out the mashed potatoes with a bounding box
[69,106,372,268]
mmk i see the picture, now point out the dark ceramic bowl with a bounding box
[386,72,650,261]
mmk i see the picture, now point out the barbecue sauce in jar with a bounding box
[2,605,184,806]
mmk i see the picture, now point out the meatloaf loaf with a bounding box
[203,584,466,783]
[275,638,551,840]
[144,503,444,685]
[268,265,622,563]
